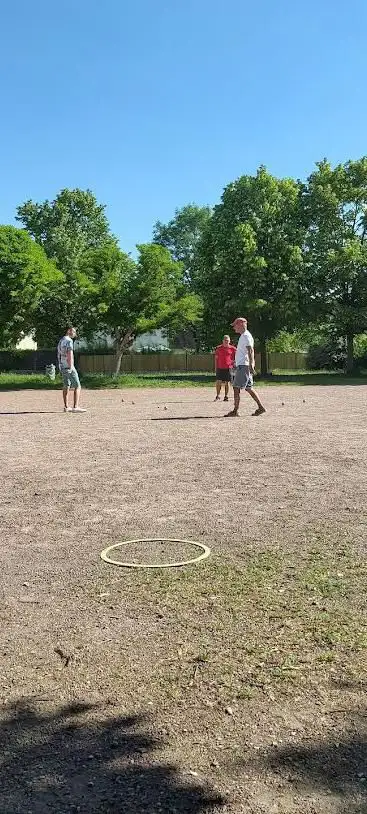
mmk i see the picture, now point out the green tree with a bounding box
[0,226,61,347]
[302,158,367,372]
[196,167,304,373]
[153,204,212,286]
[16,188,116,345]
[16,188,115,269]
[80,243,202,374]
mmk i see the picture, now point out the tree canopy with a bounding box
[0,226,61,347]
[16,188,115,271]
[196,167,304,372]
[79,242,202,373]
[301,158,367,371]
[1,159,367,373]
[153,204,212,286]
[16,188,117,346]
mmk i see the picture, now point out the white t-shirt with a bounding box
[57,336,73,370]
[235,330,254,367]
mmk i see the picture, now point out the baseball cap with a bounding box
[231,316,247,326]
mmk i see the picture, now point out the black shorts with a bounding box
[216,368,231,382]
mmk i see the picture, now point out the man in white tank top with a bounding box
[224,317,266,418]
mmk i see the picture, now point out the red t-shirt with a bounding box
[215,344,236,369]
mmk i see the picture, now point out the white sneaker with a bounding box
[64,407,72,412]
[72,407,87,413]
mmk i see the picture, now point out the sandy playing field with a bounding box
[1,385,366,813]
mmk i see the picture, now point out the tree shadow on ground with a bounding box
[0,699,225,814]
[240,710,367,814]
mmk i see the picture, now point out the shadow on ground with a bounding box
[0,699,225,814]
[151,415,223,422]
[0,411,59,415]
[238,710,367,814]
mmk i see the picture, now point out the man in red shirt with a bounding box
[214,335,236,401]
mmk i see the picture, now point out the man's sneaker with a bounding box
[64,407,72,413]
[72,407,87,413]
[215,395,220,401]
[224,410,240,418]
[252,407,266,416]
[224,396,229,402]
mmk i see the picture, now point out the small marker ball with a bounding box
[164,406,168,410]
[281,402,285,406]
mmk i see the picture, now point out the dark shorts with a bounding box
[232,365,253,390]
[216,368,232,382]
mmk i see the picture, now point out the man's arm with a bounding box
[247,344,255,372]
[66,341,74,370]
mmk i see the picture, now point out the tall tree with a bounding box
[0,226,61,347]
[16,188,115,270]
[153,204,212,286]
[16,188,116,345]
[80,243,202,374]
[302,159,367,372]
[196,167,304,373]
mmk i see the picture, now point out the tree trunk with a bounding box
[346,333,354,374]
[114,329,134,376]
[259,338,268,377]
[114,346,123,376]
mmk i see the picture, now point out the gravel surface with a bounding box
[1,385,366,813]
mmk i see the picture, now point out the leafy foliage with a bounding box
[0,226,61,347]
[196,167,304,370]
[16,188,115,270]
[79,243,202,373]
[302,159,367,370]
[16,189,116,345]
[153,204,212,285]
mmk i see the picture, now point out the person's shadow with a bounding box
[0,699,225,813]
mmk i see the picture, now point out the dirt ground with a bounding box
[1,385,366,814]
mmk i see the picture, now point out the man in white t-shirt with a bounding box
[224,317,266,417]
[57,326,86,413]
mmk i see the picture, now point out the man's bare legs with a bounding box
[226,386,265,417]
[73,386,81,409]
[247,387,266,414]
[232,386,240,414]
[224,381,229,401]
[215,380,222,400]
[63,387,70,409]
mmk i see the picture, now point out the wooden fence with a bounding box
[78,351,307,375]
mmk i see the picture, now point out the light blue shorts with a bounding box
[60,367,80,389]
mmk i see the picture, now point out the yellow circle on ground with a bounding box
[100,537,211,569]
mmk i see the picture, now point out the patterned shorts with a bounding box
[60,367,80,389]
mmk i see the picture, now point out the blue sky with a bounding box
[1,0,366,253]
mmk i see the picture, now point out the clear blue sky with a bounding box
[1,0,366,253]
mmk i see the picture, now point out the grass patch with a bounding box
[1,370,367,390]
[0,372,215,390]
[96,547,367,704]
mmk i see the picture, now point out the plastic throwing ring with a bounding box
[100,537,211,569]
